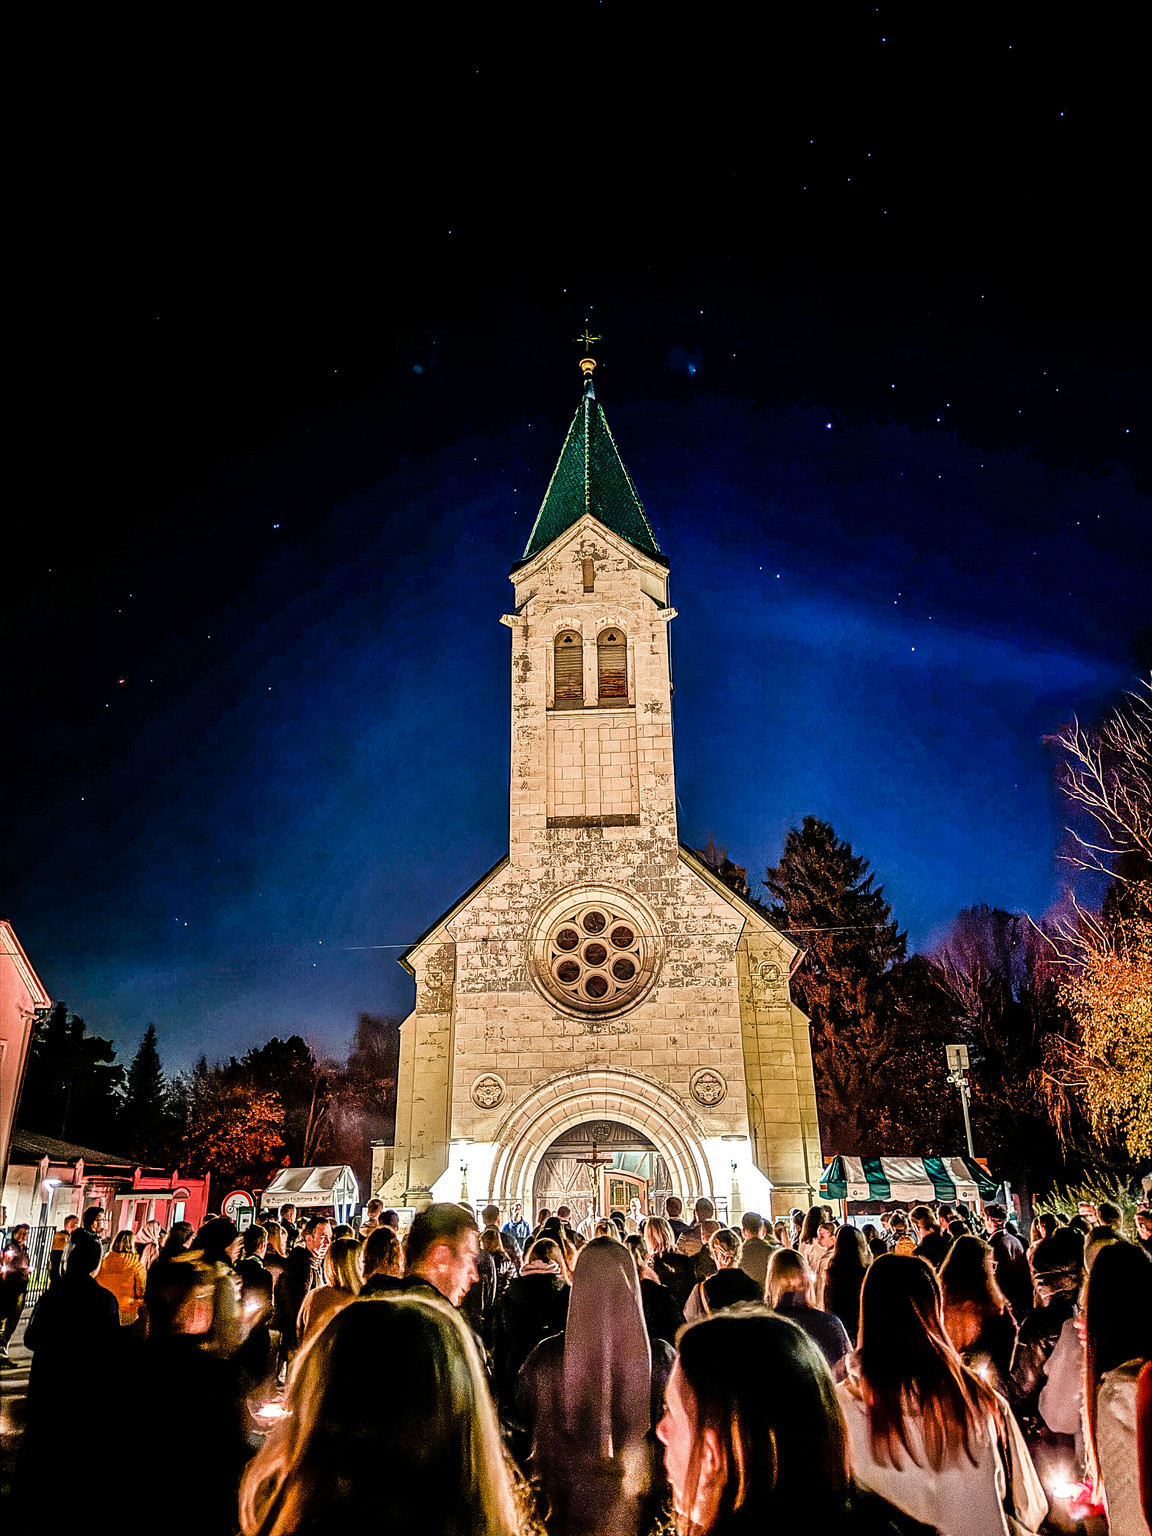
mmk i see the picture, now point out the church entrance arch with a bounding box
[532,1120,672,1224]
[487,1067,711,1212]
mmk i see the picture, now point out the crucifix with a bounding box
[575,1138,613,1218]
[575,324,602,352]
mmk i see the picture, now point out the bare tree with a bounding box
[1045,674,1152,881]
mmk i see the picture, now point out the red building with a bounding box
[1,1128,210,1234]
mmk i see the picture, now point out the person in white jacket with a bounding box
[837,1253,1047,1536]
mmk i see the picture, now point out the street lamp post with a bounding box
[945,1044,975,1160]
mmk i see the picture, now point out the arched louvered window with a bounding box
[597,628,628,702]
[554,631,584,706]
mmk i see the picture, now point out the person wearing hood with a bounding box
[517,1236,673,1536]
[134,1219,165,1269]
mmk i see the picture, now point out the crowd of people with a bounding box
[3,1189,1151,1534]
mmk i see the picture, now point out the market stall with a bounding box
[262,1165,360,1226]
[820,1154,999,1215]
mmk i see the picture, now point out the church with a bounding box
[376,354,822,1221]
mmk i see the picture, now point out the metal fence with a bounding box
[21,1224,56,1309]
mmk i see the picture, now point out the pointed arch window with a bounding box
[597,629,628,702]
[553,631,584,706]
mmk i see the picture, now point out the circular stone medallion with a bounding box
[690,1068,728,1107]
[526,884,664,1018]
[470,1074,506,1110]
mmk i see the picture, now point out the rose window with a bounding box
[527,886,664,1017]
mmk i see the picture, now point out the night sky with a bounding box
[5,15,1148,1070]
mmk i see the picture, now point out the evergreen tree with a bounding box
[119,1024,172,1161]
[764,817,906,1153]
[16,1002,125,1148]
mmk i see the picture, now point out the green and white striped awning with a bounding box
[820,1156,998,1204]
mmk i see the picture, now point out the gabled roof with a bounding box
[520,379,662,562]
[10,1127,132,1165]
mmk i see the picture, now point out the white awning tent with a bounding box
[820,1155,998,1205]
[263,1165,360,1223]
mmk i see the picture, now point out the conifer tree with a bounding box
[764,816,906,1152]
[120,1024,171,1161]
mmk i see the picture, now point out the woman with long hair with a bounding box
[623,1229,684,1346]
[798,1206,825,1272]
[839,1254,1046,1536]
[938,1235,1017,1391]
[1082,1241,1152,1534]
[656,1310,937,1534]
[823,1225,872,1342]
[296,1234,363,1345]
[241,1296,532,1536]
[517,1237,672,1536]
[97,1228,148,1324]
[766,1247,851,1377]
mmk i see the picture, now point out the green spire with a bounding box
[521,376,662,561]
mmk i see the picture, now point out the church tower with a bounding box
[377,353,822,1219]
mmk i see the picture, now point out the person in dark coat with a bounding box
[14,1230,121,1504]
[984,1203,1033,1324]
[0,1222,31,1355]
[123,1251,254,1536]
[910,1205,953,1270]
[276,1214,332,1357]
[1005,1228,1084,1447]
[823,1225,873,1345]
[766,1247,851,1379]
[493,1237,570,1410]
[645,1215,697,1310]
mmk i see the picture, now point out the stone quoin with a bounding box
[375,359,822,1219]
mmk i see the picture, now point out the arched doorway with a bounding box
[532,1119,673,1224]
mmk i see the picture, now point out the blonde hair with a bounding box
[240,1297,531,1535]
[111,1229,137,1254]
[323,1236,363,1295]
[767,1247,814,1308]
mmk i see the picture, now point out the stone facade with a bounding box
[376,512,822,1217]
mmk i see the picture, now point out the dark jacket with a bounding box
[1006,1289,1078,1427]
[913,1230,953,1270]
[702,1267,763,1313]
[958,1308,1017,1394]
[24,1273,120,1415]
[989,1229,1033,1323]
[277,1245,325,1353]
[771,1292,851,1374]
[653,1249,697,1309]
[640,1277,684,1344]
[493,1271,569,1408]
[459,1247,498,1337]
[124,1334,253,1536]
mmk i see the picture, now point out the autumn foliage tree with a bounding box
[1044,676,1152,1161]
[179,1056,286,1191]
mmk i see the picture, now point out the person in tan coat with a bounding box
[97,1229,147,1324]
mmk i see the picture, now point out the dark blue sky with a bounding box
[8,383,1145,1067]
[5,13,1149,1074]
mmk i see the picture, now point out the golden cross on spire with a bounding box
[575,324,602,352]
